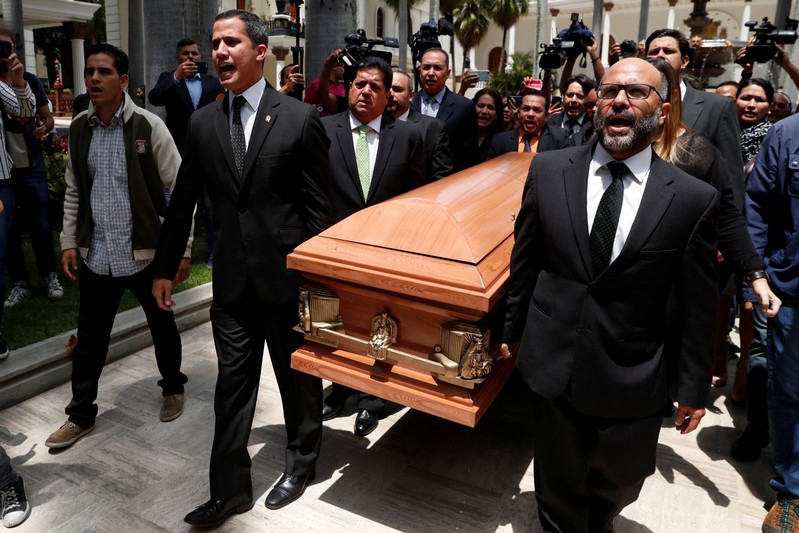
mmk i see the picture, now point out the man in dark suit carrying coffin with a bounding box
[500,58,720,532]
[319,56,427,436]
[151,10,332,528]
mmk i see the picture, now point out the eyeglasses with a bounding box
[596,83,663,101]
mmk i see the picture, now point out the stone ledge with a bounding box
[0,283,213,411]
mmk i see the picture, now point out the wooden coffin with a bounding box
[287,152,532,427]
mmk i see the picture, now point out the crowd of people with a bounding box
[1,9,798,532]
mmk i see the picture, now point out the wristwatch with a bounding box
[745,270,770,286]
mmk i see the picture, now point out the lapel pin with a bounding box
[265,115,272,123]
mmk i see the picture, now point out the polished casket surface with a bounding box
[288,153,533,427]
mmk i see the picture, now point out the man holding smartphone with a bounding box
[148,38,224,152]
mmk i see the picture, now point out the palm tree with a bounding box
[483,0,529,73]
[453,1,489,69]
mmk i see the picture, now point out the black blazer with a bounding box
[681,85,744,209]
[148,72,225,151]
[483,124,571,160]
[406,109,453,180]
[154,88,332,307]
[503,143,719,419]
[322,112,426,222]
[411,87,478,172]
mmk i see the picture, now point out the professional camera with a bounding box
[619,39,638,57]
[538,13,594,70]
[338,29,399,82]
[411,17,455,66]
[738,17,799,64]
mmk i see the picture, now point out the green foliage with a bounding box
[489,52,534,93]
[453,0,490,54]
[45,135,69,213]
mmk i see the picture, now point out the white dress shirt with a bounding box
[587,144,653,264]
[348,112,382,180]
[228,77,266,148]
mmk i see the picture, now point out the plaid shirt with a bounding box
[85,101,151,277]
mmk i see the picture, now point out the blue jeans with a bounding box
[0,179,16,328]
[7,166,57,283]
[768,299,799,497]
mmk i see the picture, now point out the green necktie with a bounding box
[356,124,371,200]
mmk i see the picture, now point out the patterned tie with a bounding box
[355,124,371,200]
[590,161,628,275]
[523,136,532,152]
[423,96,437,117]
[231,95,247,180]
[566,118,579,136]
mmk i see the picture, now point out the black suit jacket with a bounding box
[406,108,453,180]
[322,112,426,222]
[681,85,744,209]
[154,87,332,307]
[411,87,478,172]
[484,124,571,160]
[148,72,225,151]
[503,143,719,419]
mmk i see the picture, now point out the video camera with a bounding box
[538,13,594,70]
[338,29,399,82]
[738,17,799,64]
[412,17,455,66]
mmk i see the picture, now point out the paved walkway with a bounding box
[0,322,772,532]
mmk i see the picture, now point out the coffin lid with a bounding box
[322,153,531,264]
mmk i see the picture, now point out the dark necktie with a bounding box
[523,136,532,153]
[566,118,579,136]
[590,161,628,275]
[231,95,246,179]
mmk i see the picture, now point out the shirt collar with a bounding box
[593,143,652,184]
[423,87,446,104]
[349,112,383,133]
[89,99,125,128]
[229,77,266,114]
[563,113,586,126]
[679,80,687,102]
[397,108,410,122]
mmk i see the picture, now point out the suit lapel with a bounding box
[238,88,280,195]
[370,116,396,201]
[436,88,455,123]
[606,157,675,275]
[682,86,702,128]
[335,114,365,204]
[564,144,594,277]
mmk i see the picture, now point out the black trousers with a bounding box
[531,392,662,533]
[208,298,322,500]
[66,263,187,427]
[327,383,386,412]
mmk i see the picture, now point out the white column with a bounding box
[358,0,367,29]
[601,3,613,67]
[667,0,677,30]
[72,38,86,95]
[740,0,753,41]
[469,49,476,68]
[508,24,516,58]
[550,9,560,43]
[24,29,35,75]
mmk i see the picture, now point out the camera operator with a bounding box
[278,63,305,100]
[304,49,346,116]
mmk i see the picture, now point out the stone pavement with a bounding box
[0,323,773,532]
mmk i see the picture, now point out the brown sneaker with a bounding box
[45,421,94,449]
[763,496,799,533]
[160,393,185,422]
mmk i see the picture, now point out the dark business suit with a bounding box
[411,87,478,172]
[148,72,224,151]
[681,84,744,209]
[322,111,427,411]
[154,86,332,500]
[503,143,719,531]
[547,111,594,141]
[483,124,571,160]
[405,108,453,180]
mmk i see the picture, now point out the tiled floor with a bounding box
[0,322,773,532]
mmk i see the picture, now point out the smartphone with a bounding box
[473,69,490,82]
[195,61,208,74]
[551,96,562,107]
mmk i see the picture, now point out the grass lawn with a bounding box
[4,219,212,350]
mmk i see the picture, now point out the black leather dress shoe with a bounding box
[265,471,315,510]
[354,408,379,436]
[321,396,345,421]
[184,495,254,527]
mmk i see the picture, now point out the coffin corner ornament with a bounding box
[297,284,343,346]
[367,313,397,360]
